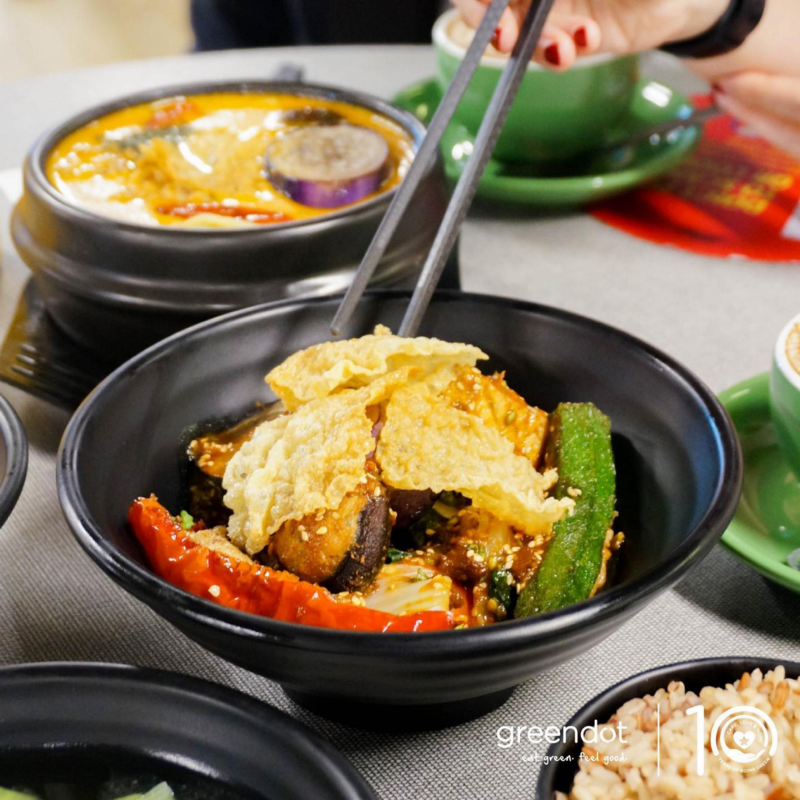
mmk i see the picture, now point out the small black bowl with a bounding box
[58,291,742,731]
[0,392,28,529]
[537,656,800,799]
[12,80,449,361]
[0,661,375,799]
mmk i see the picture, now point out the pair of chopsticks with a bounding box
[331,0,558,338]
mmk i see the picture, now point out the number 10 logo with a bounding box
[684,705,779,775]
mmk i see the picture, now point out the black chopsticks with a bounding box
[331,0,558,337]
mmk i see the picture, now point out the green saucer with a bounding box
[392,77,700,207]
[720,373,800,593]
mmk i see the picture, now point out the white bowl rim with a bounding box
[433,8,623,71]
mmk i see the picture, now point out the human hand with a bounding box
[450,0,729,70]
[713,72,800,160]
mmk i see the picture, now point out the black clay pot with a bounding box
[0,662,375,799]
[0,393,27,529]
[57,291,742,732]
[536,656,800,799]
[11,81,449,361]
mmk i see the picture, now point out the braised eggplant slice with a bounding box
[266,124,390,208]
[270,472,392,593]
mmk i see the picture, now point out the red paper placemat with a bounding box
[591,96,800,262]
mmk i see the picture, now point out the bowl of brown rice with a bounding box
[538,657,800,799]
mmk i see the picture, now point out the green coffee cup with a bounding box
[770,314,800,478]
[433,9,640,164]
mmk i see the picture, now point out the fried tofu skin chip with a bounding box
[223,370,409,556]
[377,376,572,536]
[266,325,487,411]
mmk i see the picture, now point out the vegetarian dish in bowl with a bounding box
[131,326,622,631]
[47,92,413,227]
[0,662,375,800]
[537,657,800,800]
[12,82,448,360]
[58,292,741,729]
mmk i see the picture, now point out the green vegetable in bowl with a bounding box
[115,782,174,800]
[0,782,174,800]
[0,789,38,800]
[489,568,517,618]
[516,403,616,617]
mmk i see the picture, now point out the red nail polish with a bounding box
[491,26,502,49]
[545,43,560,66]
[573,27,587,47]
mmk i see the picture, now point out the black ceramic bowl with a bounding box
[0,662,375,799]
[58,291,742,731]
[537,656,800,799]
[0,392,28,529]
[11,80,449,361]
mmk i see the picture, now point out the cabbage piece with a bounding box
[364,563,452,615]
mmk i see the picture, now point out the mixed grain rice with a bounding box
[557,666,800,800]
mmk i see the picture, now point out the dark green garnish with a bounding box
[438,491,468,507]
[415,568,434,582]
[489,568,517,617]
[504,410,517,425]
[407,507,447,548]
[109,124,188,151]
[386,547,412,563]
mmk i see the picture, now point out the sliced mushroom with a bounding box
[270,472,392,593]
[387,488,436,531]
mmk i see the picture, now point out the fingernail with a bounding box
[545,43,560,66]
[573,27,587,48]
[491,26,502,50]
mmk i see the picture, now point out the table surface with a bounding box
[1,45,799,800]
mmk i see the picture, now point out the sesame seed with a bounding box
[466,549,475,558]
[300,531,309,542]
[318,526,328,534]
[208,585,221,597]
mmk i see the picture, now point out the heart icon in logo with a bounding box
[734,731,755,750]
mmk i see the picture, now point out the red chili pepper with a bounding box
[157,202,291,224]
[129,497,454,633]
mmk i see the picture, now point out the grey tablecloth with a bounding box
[0,46,799,800]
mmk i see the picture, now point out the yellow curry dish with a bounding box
[46,93,414,228]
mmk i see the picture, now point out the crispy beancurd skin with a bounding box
[377,377,572,534]
[266,324,486,411]
[223,369,411,555]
